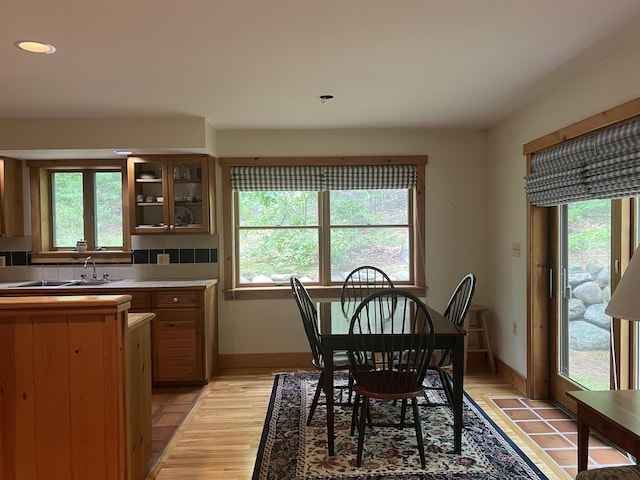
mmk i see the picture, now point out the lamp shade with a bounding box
[605,247,640,322]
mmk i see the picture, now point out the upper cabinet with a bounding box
[128,154,216,234]
[0,157,24,238]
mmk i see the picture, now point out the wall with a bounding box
[486,32,640,376]
[215,128,487,355]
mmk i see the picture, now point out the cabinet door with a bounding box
[128,156,169,233]
[128,154,214,235]
[151,309,204,383]
[167,156,210,234]
[0,157,24,238]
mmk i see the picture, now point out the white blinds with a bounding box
[525,116,640,206]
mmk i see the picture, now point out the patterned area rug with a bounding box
[252,372,548,480]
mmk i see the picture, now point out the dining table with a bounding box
[316,299,467,456]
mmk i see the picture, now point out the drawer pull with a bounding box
[173,297,178,303]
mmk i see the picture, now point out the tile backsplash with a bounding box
[0,234,219,282]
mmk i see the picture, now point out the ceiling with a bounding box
[3,1,640,145]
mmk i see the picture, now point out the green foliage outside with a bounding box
[567,199,610,261]
[238,189,409,281]
[53,171,123,247]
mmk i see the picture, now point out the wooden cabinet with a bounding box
[127,154,215,234]
[127,313,153,480]
[122,284,218,385]
[0,156,24,238]
[0,281,218,386]
[0,295,152,480]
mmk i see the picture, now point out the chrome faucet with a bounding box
[83,255,97,280]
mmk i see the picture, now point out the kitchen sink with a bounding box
[67,279,122,286]
[13,279,123,288]
[14,280,75,287]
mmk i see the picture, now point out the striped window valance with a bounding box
[525,116,640,206]
[231,164,417,191]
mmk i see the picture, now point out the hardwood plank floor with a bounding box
[147,369,560,480]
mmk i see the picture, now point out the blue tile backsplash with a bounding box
[0,249,218,266]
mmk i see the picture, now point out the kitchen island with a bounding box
[0,278,218,384]
[0,295,154,480]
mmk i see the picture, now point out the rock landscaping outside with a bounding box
[567,259,611,389]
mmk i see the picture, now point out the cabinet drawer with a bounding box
[153,291,199,308]
[154,319,199,332]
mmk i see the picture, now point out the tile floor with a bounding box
[492,397,634,479]
[150,385,205,468]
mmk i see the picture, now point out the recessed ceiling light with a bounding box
[14,40,56,54]
[114,150,133,156]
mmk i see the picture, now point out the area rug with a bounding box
[252,372,548,480]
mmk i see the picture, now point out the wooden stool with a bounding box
[465,305,496,373]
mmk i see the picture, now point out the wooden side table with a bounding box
[567,389,640,472]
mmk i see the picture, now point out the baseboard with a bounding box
[219,352,312,370]
[218,352,528,396]
[495,357,526,396]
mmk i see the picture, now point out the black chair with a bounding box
[340,266,394,312]
[290,277,352,425]
[426,273,476,406]
[347,288,435,468]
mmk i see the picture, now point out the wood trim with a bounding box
[220,156,428,298]
[496,357,527,396]
[219,156,428,167]
[223,285,427,301]
[415,163,426,288]
[218,352,312,370]
[527,201,551,400]
[30,251,132,264]
[524,97,640,401]
[523,96,640,155]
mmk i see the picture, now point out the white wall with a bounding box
[486,37,640,376]
[216,128,487,355]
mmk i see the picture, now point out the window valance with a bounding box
[231,164,417,191]
[525,116,640,206]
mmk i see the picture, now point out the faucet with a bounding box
[83,255,97,280]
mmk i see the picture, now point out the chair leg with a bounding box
[400,399,407,427]
[356,397,369,467]
[412,397,426,468]
[440,371,454,407]
[307,371,325,426]
[350,393,361,436]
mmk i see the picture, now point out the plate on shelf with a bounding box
[174,206,194,226]
[137,171,157,179]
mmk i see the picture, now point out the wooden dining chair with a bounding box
[425,273,476,407]
[347,288,435,468]
[290,277,352,425]
[340,265,394,311]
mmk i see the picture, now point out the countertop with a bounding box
[0,278,218,293]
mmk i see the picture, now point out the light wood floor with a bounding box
[146,369,560,480]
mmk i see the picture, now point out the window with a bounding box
[221,157,427,300]
[28,160,131,263]
[52,170,123,248]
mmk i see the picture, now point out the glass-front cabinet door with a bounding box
[128,155,214,234]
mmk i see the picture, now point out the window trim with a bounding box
[524,96,640,400]
[220,156,427,300]
[28,159,132,264]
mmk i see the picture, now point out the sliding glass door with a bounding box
[552,198,639,408]
[557,200,611,392]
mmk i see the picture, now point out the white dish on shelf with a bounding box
[174,205,194,225]
[137,171,157,179]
